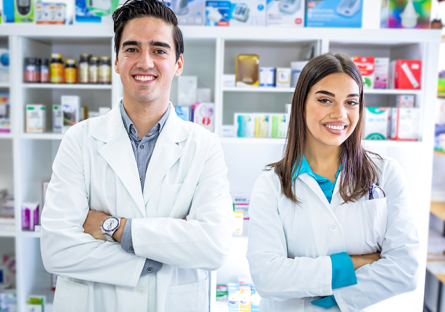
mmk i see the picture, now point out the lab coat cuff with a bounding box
[311,295,338,309]
[140,259,163,276]
[330,252,357,289]
[121,218,135,253]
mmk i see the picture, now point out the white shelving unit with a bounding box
[0,25,441,312]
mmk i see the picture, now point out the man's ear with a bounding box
[174,54,184,77]
[115,56,120,75]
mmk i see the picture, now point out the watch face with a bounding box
[103,217,119,231]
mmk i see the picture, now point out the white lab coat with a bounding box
[41,102,234,312]
[246,156,419,312]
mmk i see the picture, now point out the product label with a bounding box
[65,68,77,83]
[50,63,64,83]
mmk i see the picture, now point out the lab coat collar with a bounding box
[298,172,342,226]
[90,99,190,216]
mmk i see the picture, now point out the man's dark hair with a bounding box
[112,0,184,62]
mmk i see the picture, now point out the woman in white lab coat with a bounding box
[246,53,419,312]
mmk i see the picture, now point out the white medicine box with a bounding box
[364,107,389,140]
[26,105,46,133]
[61,96,80,133]
[266,0,305,27]
[391,108,420,141]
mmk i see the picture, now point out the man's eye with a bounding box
[155,50,166,54]
[126,48,136,53]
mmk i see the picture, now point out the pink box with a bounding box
[21,203,39,231]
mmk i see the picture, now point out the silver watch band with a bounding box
[101,217,121,242]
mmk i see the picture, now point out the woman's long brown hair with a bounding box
[268,53,381,204]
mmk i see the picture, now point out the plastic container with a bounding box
[50,53,64,83]
[64,59,77,84]
[40,58,49,83]
[89,57,98,84]
[78,54,90,84]
[98,56,111,84]
[24,57,39,83]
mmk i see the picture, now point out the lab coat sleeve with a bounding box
[333,159,420,312]
[131,134,233,270]
[41,125,146,288]
[246,172,334,301]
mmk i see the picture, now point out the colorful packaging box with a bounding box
[0,92,9,119]
[53,105,63,133]
[305,0,363,28]
[205,0,266,26]
[266,0,304,27]
[389,60,422,90]
[353,57,375,89]
[271,114,287,138]
[175,106,191,121]
[391,107,420,141]
[364,107,389,140]
[61,95,80,133]
[193,103,214,132]
[75,0,122,23]
[236,54,260,87]
[0,49,9,82]
[239,285,251,312]
[164,0,205,25]
[381,0,431,29]
[26,104,46,133]
[396,95,415,108]
[21,202,39,231]
[374,58,389,89]
[235,113,255,137]
[254,114,270,138]
[14,0,34,22]
[216,284,228,301]
[36,2,67,24]
[276,67,291,88]
[228,284,240,311]
[438,71,445,95]
[290,61,307,88]
[251,285,261,312]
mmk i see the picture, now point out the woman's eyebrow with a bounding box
[315,90,335,97]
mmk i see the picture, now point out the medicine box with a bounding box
[389,60,422,90]
[235,113,255,137]
[205,0,266,26]
[266,0,304,27]
[254,114,270,138]
[193,103,214,132]
[165,0,205,25]
[14,0,35,23]
[381,0,431,29]
[364,107,389,140]
[271,114,287,138]
[26,104,46,133]
[290,61,307,88]
[239,285,252,312]
[374,58,389,89]
[0,49,9,82]
[175,106,191,121]
[21,202,39,231]
[236,54,260,87]
[276,67,291,88]
[61,95,80,133]
[53,105,63,133]
[260,67,275,87]
[178,76,197,106]
[75,0,123,24]
[391,108,420,141]
[396,95,415,108]
[353,57,375,89]
[305,0,363,28]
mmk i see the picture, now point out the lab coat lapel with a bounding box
[143,107,189,205]
[91,102,146,216]
[298,173,340,224]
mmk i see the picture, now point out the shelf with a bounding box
[0,133,13,139]
[426,261,445,284]
[221,138,422,147]
[0,82,10,88]
[361,140,422,148]
[0,231,16,237]
[18,133,64,140]
[20,231,41,238]
[431,202,445,222]
[221,138,286,144]
[222,87,423,95]
[23,83,112,90]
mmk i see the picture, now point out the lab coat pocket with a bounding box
[53,276,88,312]
[158,183,183,216]
[362,198,388,250]
[165,278,209,312]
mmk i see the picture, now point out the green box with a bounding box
[14,0,34,23]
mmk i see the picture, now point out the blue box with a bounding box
[305,0,362,28]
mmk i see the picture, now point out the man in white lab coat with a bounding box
[40,1,233,311]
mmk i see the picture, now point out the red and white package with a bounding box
[389,60,422,90]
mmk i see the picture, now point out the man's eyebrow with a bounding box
[315,90,335,97]
[122,40,140,48]
[150,41,171,50]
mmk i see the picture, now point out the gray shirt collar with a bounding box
[120,101,171,139]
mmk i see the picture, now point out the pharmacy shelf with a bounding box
[0,231,16,237]
[17,133,64,140]
[361,140,423,148]
[221,138,423,147]
[431,202,445,222]
[0,133,13,139]
[223,86,423,95]
[22,83,112,90]
[426,261,445,285]
[434,150,445,157]
[0,82,10,88]
[221,138,286,144]
[20,231,41,238]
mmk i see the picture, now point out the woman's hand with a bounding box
[350,252,381,270]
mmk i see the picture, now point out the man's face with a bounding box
[115,16,183,105]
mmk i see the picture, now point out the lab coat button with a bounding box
[330,226,337,232]
[137,288,146,296]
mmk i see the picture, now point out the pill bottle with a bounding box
[40,58,50,83]
[78,54,90,84]
[50,53,64,83]
[64,59,77,84]
[24,57,39,83]
[89,57,98,84]
[98,56,112,84]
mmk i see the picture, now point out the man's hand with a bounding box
[350,252,381,270]
[83,210,110,241]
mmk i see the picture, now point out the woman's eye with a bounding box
[318,99,331,104]
[348,101,359,106]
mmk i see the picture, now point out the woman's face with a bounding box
[305,73,361,148]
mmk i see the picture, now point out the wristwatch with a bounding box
[101,216,121,242]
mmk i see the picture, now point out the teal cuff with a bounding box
[330,252,357,289]
[311,295,337,309]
